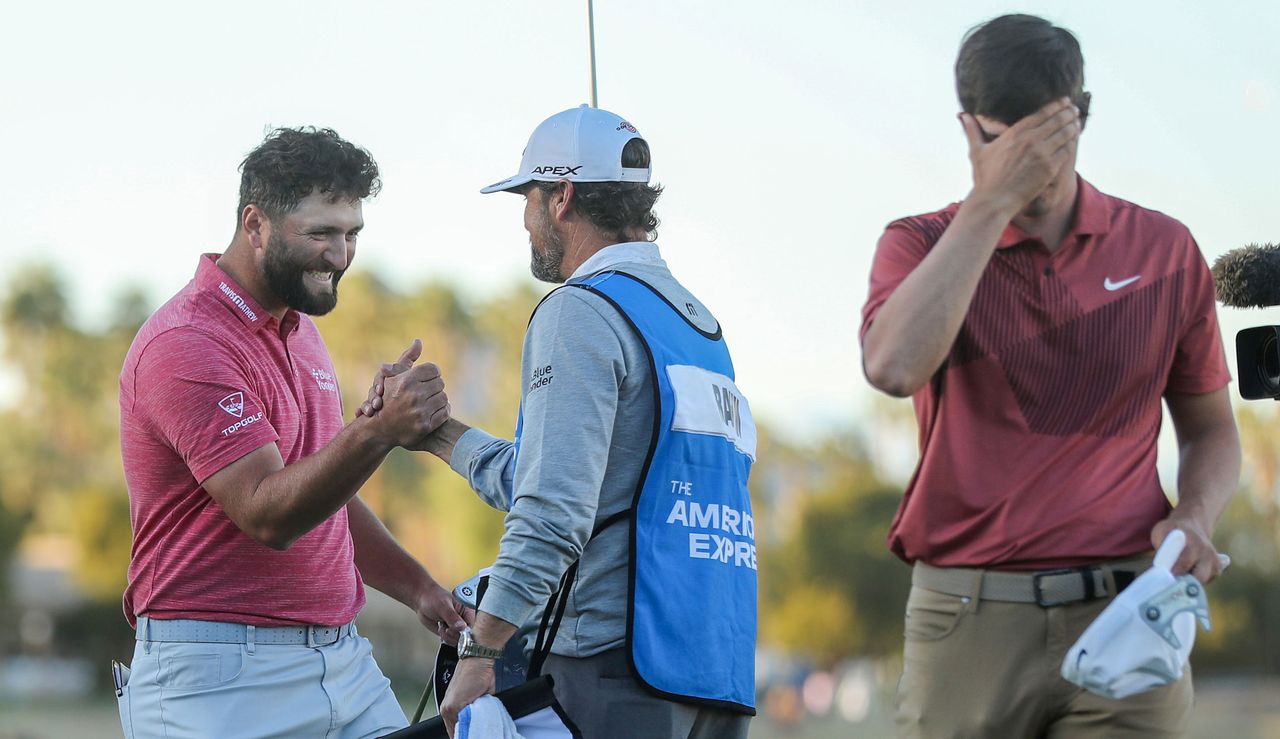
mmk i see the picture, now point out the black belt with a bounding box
[913,558,1146,607]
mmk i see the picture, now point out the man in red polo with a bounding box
[861,15,1240,737]
[117,127,468,738]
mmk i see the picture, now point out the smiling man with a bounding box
[861,14,1241,738]
[116,127,469,738]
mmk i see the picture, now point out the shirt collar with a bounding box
[194,253,273,333]
[1072,177,1111,236]
[995,175,1111,250]
[568,241,665,281]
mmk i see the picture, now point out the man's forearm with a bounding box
[347,495,434,608]
[1166,388,1241,535]
[415,417,472,464]
[1173,427,1242,533]
[423,421,517,511]
[863,196,1014,397]
[236,417,393,549]
[471,610,519,651]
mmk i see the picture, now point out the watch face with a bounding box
[457,628,501,659]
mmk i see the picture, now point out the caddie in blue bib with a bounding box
[520,270,758,715]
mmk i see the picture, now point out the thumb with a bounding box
[958,112,984,154]
[1150,519,1173,550]
[397,338,423,367]
[448,600,471,631]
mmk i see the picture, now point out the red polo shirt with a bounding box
[119,254,363,627]
[861,178,1231,569]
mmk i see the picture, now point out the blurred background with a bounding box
[2,1,1279,737]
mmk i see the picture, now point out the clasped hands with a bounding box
[355,339,451,450]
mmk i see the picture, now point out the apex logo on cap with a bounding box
[218,392,245,418]
[531,165,583,176]
[616,122,638,133]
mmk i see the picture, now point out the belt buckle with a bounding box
[1032,566,1094,607]
[308,625,338,647]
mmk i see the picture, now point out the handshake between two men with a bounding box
[355,338,454,453]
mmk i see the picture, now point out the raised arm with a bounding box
[863,98,1080,396]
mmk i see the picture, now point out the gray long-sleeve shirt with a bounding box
[449,241,720,658]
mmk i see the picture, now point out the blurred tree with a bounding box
[3,265,68,331]
[755,429,912,667]
[1233,403,1280,547]
[0,492,29,602]
[1189,401,1280,673]
[0,266,135,604]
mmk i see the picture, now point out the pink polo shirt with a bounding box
[119,254,363,627]
[861,178,1231,570]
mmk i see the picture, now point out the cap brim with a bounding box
[479,173,533,194]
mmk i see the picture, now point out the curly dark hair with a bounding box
[533,138,662,242]
[956,14,1090,126]
[236,127,381,225]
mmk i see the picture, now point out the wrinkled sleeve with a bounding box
[449,427,518,512]
[1165,234,1231,396]
[860,220,931,344]
[478,289,627,629]
[132,328,280,483]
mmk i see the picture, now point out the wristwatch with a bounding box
[456,627,504,660]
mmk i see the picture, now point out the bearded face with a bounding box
[526,190,567,284]
[263,227,345,316]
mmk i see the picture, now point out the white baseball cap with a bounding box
[480,104,651,194]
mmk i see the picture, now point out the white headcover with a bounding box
[1061,530,1211,699]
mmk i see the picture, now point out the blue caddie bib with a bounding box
[519,271,758,714]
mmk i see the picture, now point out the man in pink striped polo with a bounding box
[116,127,466,738]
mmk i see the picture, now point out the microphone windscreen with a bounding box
[1212,243,1280,308]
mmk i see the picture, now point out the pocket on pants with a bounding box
[156,643,245,691]
[117,685,134,739]
[903,586,969,642]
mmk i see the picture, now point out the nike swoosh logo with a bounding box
[1104,275,1141,291]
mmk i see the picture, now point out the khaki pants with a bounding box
[895,580,1192,738]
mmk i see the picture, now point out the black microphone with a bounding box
[1212,243,1280,400]
[1211,243,1280,308]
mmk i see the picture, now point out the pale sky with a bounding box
[4,1,1279,441]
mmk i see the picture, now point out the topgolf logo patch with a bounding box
[218,392,245,418]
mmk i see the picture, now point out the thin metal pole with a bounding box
[587,0,599,107]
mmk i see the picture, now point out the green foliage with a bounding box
[0,265,135,605]
[1174,402,1280,673]
[754,430,911,666]
[67,485,134,601]
[0,490,29,602]
[3,265,68,332]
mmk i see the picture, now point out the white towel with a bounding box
[456,695,524,739]
[1061,529,1212,699]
